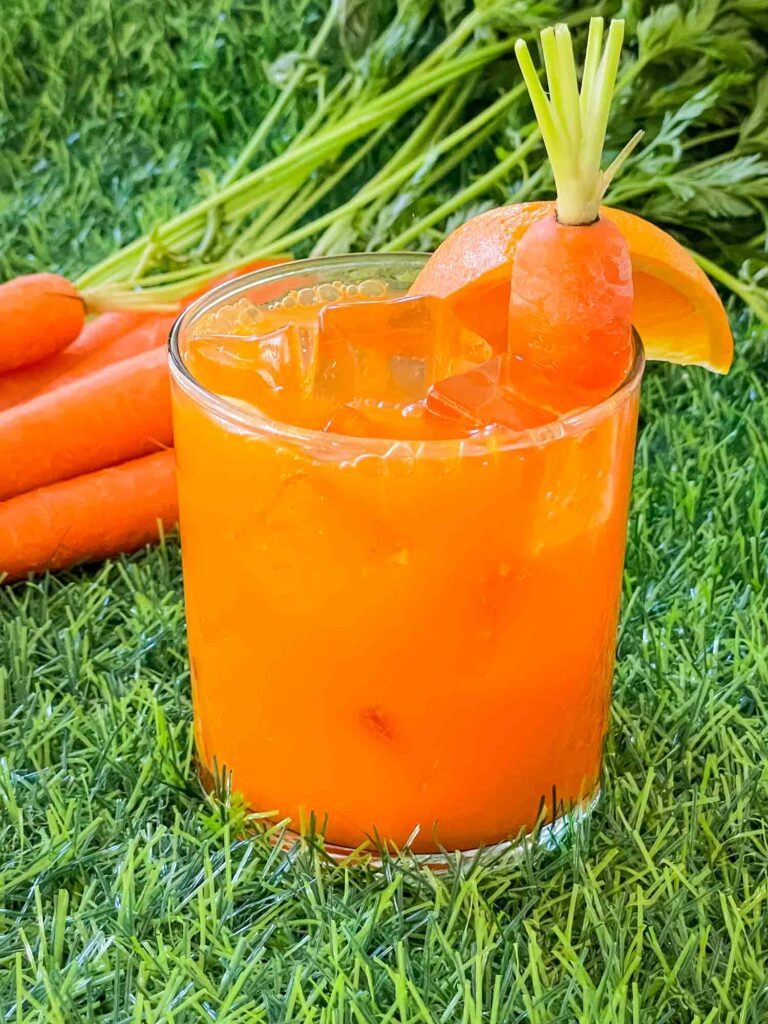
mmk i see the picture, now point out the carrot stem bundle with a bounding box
[0,450,177,582]
[514,19,642,226]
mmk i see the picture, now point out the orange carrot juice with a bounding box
[170,254,643,855]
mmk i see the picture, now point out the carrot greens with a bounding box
[514,19,643,225]
[49,2,763,323]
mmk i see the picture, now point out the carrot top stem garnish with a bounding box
[514,18,642,226]
[507,19,639,392]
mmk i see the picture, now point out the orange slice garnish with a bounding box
[601,207,732,373]
[411,203,549,353]
[411,202,733,373]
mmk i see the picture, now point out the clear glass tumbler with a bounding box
[169,253,643,858]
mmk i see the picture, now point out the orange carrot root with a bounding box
[0,449,177,582]
[0,345,172,501]
[508,213,634,392]
[503,20,637,391]
[68,310,155,358]
[0,311,169,412]
[0,273,85,373]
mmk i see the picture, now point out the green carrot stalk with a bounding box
[514,18,642,225]
[81,81,530,310]
[78,10,517,292]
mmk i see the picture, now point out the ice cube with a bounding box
[315,294,491,406]
[323,398,473,441]
[185,325,309,393]
[426,355,594,432]
[184,324,331,429]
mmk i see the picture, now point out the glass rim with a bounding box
[169,251,645,457]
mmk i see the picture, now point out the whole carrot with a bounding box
[0,273,85,373]
[0,449,177,582]
[67,310,155,358]
[510,19,643,393]
[0,345,172,501]
[73,314,176,374]
[0,311,165,412]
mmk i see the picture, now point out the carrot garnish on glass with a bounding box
[510,19,643,393]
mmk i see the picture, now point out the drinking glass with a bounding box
[169,253,643,859]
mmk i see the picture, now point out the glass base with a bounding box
[198,758,599,870]
[267,790,601,871]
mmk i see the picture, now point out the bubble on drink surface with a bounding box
[272,282,363,310]
[190,297,264,339]
[317,283,342,303]
[358,278,388,298]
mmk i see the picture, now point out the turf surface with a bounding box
[2,1,768,1021]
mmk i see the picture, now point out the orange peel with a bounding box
[411,201,733,373]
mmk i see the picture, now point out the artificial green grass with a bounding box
[3,340,767,1021]
[2,1,768,1020]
